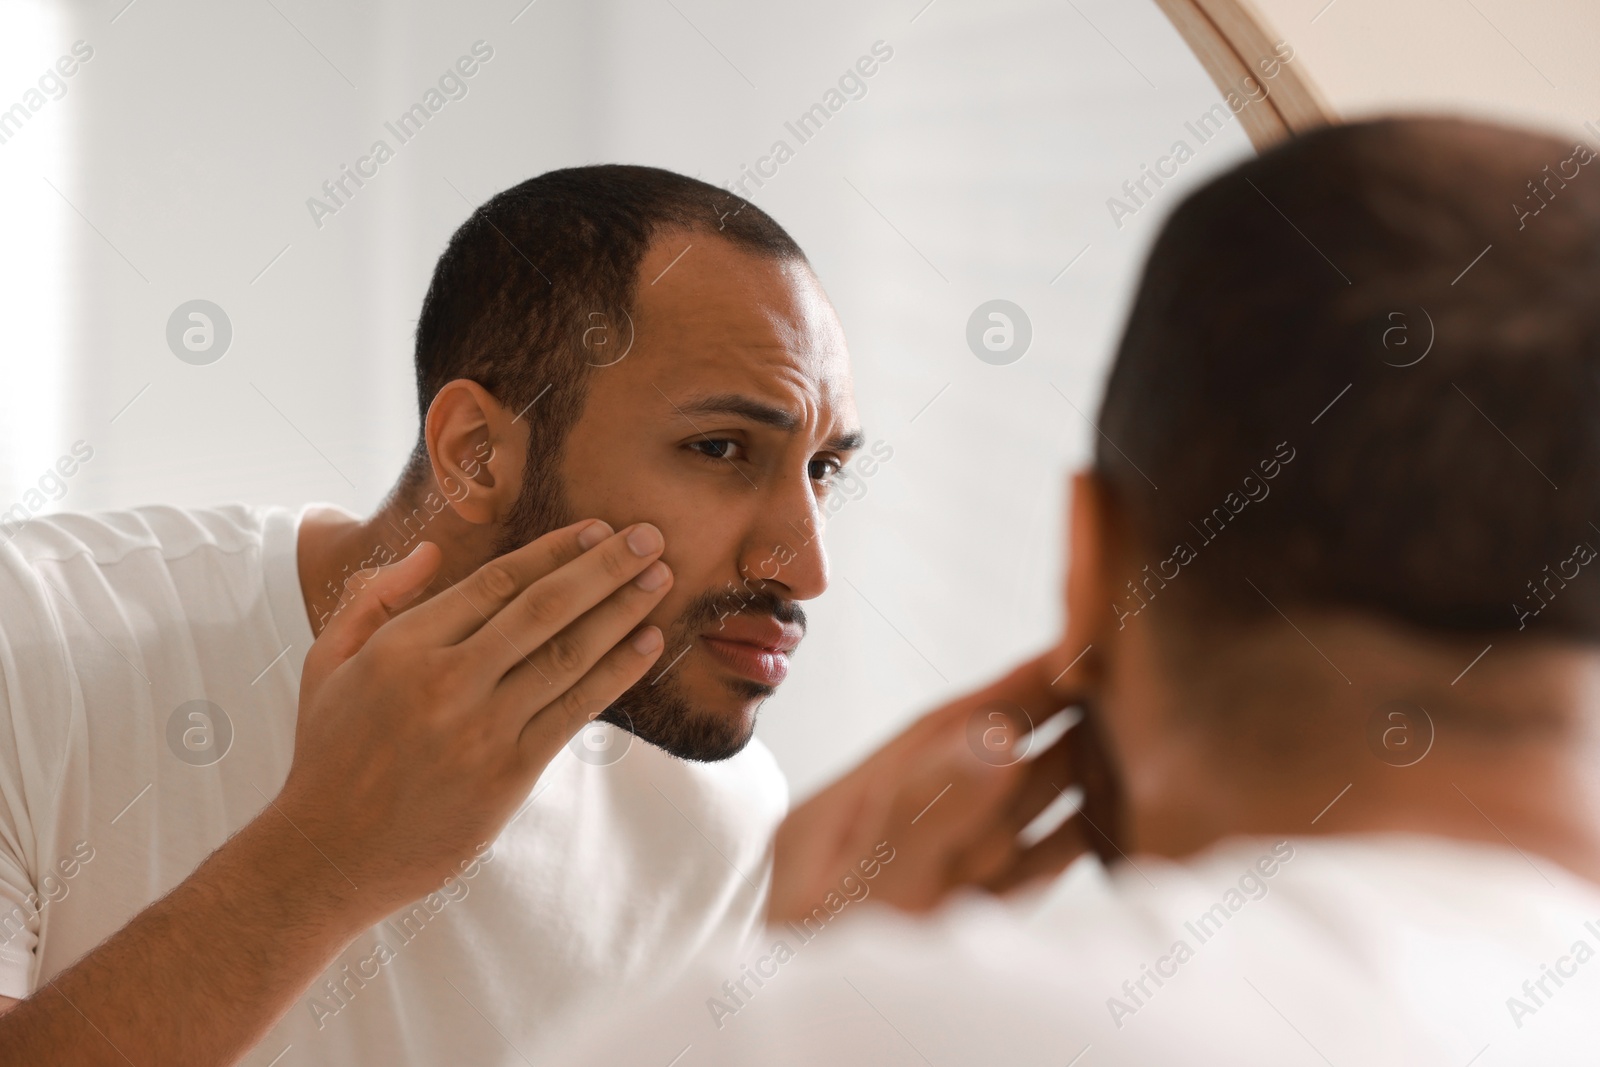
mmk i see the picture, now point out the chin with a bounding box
[683,677,769,755]
[599,668,769,764]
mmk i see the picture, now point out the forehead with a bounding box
[614,233,857,421]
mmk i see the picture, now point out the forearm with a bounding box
[0,805,377,1066]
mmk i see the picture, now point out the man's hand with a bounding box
[277,517,674,918]
[767,652,1124,923]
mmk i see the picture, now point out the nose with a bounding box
[741,475,829,603]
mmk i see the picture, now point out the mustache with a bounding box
[678,587,807,634]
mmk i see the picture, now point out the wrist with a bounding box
[229,801,389,936]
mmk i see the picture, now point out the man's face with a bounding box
[497,232,861,761]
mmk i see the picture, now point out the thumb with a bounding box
[303,542,442,693]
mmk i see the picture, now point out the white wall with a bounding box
[1243,0,1600,141]
[0,2,71,515]
[0,0,1252,794]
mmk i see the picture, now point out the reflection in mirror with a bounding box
[0,0,1433,1063]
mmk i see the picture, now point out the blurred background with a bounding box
[3,0,1590,794]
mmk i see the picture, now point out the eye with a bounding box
[808,456,844,483]
[689,438,744,462]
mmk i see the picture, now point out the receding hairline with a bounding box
[400,164,815,499]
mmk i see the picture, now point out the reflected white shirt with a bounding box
[553,832,1600,1065]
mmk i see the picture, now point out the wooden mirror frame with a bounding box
[1156,0,1335,148]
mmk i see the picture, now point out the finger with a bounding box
[1043,638,1097,697]
[988,703,1123,866]
[1069,701,1128,865]
[983,814,1093,895]
[395,518,612,645]
[943,817,1024,889]
[303,541,441,695]
[921,704,1076,852]
[946,777,1090,894]
[936,720,1086,892]
[866,654,1076,780]
[930,753,1043,887]
[893,740,1026,876]
[466,523,666,678]
[938,652,1076,745]
[514,624,666,773]
[491,558,675,729]
[993,719,1078,836]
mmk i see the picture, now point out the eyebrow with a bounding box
[676,393,864,452]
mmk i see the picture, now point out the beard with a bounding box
[490,467,800,762]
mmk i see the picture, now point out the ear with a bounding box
[423,379,530,525]
[1044,469,1115,692]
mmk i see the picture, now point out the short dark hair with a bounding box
[403,164,805,495]
[1097,117,1600,643]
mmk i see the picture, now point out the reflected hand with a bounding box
[766,651,1124,924]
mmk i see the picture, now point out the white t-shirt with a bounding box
[0,503,788,1066]
[552,833,1600,1065]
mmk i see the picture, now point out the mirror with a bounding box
[0,0,1285,1062]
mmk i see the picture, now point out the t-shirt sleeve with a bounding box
[0,743,39,999]
[0,539,76,998]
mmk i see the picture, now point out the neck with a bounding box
[296,482,498,638]
[1121,616,1600,886]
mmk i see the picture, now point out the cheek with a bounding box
[628,509,751,633]
[640,579,701,635]
[552,415,762,626]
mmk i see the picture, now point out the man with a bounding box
[553,118,1600,1064]
[0,167,1078,1064]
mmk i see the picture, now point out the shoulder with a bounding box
[556,836,1600,1066]
[0,503,281,570]
[0,504,297,642]
[0,503,292,772]
[553,891,1109,1066]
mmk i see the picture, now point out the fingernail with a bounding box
[631,626,663,655]
[633,561,670,592]
[578,520,611,550]
[626,523,663,557]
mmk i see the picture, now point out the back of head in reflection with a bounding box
[1080,115,1600,871]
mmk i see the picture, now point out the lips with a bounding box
[699,616,802,688]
